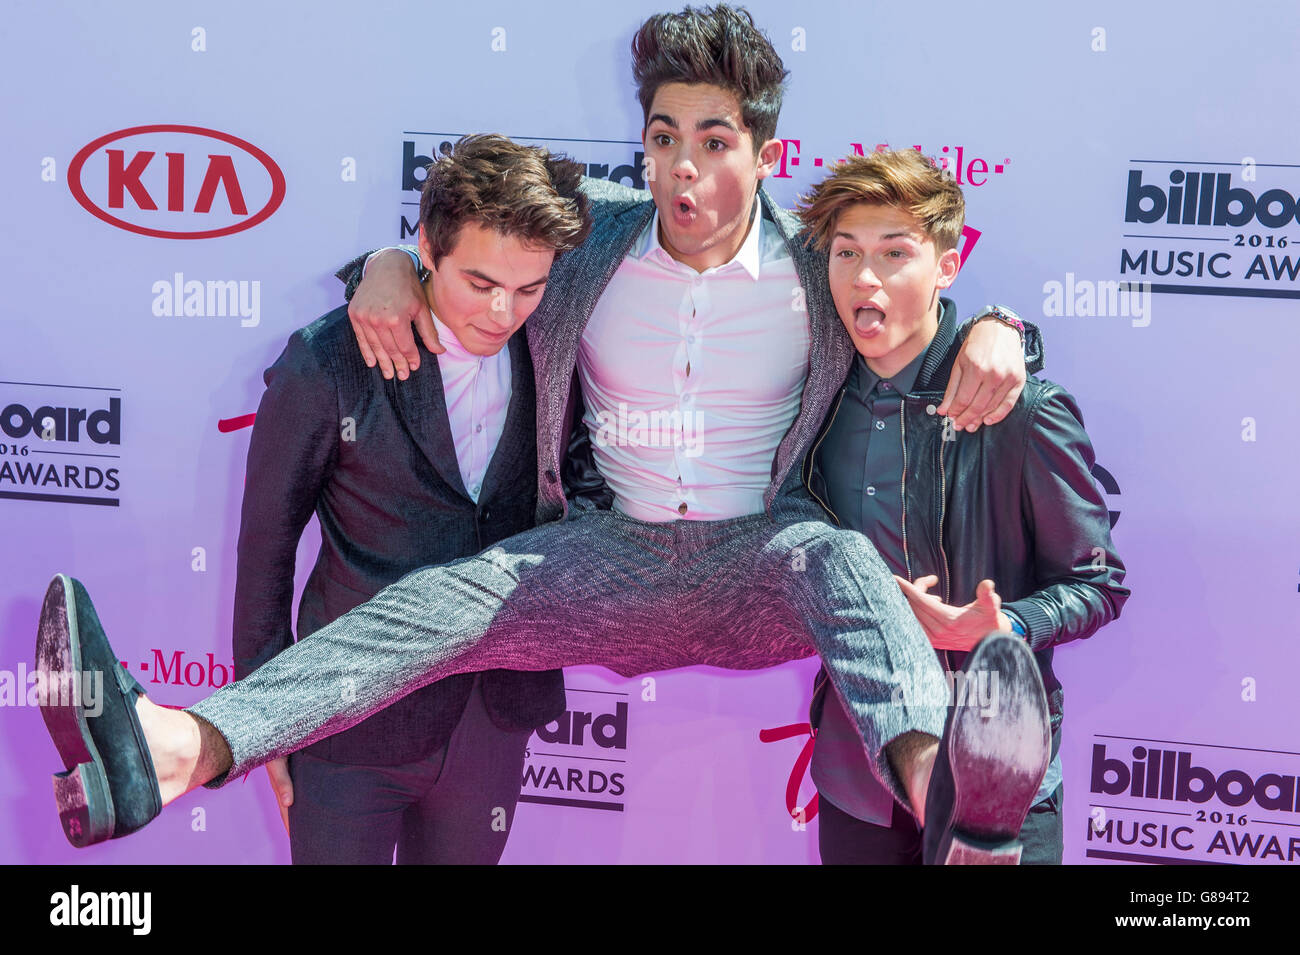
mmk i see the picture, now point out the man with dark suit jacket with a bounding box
[232,134,587,863]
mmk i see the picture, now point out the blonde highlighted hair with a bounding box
[797,148,965,252]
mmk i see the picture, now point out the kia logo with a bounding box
[68,124,286,239]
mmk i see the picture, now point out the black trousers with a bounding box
[285,675,532,864]
[818,784,1065,865]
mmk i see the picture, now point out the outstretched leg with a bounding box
[692,500,1050,863]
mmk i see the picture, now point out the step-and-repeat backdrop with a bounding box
[2,0,1297,865]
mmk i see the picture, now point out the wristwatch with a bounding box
[972,304,1025,351]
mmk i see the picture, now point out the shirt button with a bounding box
[881,382,892,391]
[865,486,876,497]
[472,485,480,496]
[682,395,692,404]
[678,502,688,515]
[874,420,885,431]
[687,335,696,344]
[475,423,483,434]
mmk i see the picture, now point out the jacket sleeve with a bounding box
[232,331,340,680]
[1003,384,1129,652]
[954,314,1045,376]
[335,245,422,301]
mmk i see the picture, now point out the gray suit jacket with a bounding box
[526,179,851,523]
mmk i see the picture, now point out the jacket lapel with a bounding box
[479,331,535,502]
[762,189,856,506]
[530,199,657,477]
[386,345,470,499]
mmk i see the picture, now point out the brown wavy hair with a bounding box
[419,134,591,267]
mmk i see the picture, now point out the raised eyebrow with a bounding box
[696,117,738,135]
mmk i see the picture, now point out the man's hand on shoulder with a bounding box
[938,312,1027,431]
[349,248,441,380]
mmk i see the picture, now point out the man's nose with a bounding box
[671,148,697,182]
[854,266,882,290]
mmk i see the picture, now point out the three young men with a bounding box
[796,149,1129,863]
[37,5,1053,863]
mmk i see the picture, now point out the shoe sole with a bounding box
[37,574,116,847]
[938,635,1050,864]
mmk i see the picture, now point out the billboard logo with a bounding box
[1126,169,1300,229]
[520,689,629,812]
[1118,159,1300,299]
[399,132,645,240]
[1085,735,1300,864]
[0,383,122,506]
[69,125,286,239]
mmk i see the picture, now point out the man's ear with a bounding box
[755,137,784,181]
[417,224,437,273]
[935,247,961,290]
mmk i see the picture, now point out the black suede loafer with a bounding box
[37,574,162,847]
[921,632,1050,865]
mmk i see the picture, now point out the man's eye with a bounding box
[471,284,494,294]
[521,286,544,296]
[707,139,727,151]
[835,249,858,259]
[653,134,673,147]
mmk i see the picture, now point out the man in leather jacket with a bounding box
[798,148,1130,864]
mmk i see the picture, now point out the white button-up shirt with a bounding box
[579,200,810,522]
[431,314,512,503]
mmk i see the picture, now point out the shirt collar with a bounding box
[855,344,929,401]
[638,197,764,281]
[430,312,474,362]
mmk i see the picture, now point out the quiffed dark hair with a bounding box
[419,134,591,268]
[631,4,789,151]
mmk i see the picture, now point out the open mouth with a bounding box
[673,194,697,218]
[853,304,886,336]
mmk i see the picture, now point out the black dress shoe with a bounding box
[37,574,162,847]
[921,632,1050,865]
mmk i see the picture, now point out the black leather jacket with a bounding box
[806,299,1130,734]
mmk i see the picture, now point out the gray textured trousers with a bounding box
[188,492,949,810]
